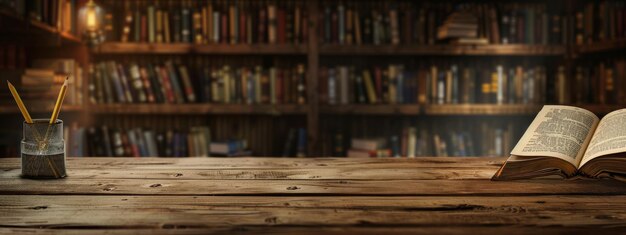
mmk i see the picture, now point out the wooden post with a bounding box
[306,0,320,156]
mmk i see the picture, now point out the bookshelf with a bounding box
[3,0,626,158]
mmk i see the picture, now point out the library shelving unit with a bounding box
[2,0,626,157]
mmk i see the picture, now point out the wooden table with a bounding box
[1,157,626,234]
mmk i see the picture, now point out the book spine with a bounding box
[178,65,196,103]
[268,4,277,43]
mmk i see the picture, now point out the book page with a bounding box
[511,105,599,166]
[580,109,626,167]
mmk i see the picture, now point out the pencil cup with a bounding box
[21,119,66,179]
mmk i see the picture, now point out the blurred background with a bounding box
[0,0,623,158]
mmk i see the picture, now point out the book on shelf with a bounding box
[320,2,566,45]
[320,64,418,105]
[0,45,26,70]
[320,63,546,105]
[493,105,626,181]
[427,64,546,105]
[348,138,392,158]
[569,59,626,105]
[576,1,626,45]
[105,0,307,45]
[0,0,79,36]
[84,125,213,157]
[89,60,306,105]
[282,127,307,157]
[325,119,517,158]
[210,139,250,157]
[436,10,479,41]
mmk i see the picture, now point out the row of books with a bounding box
[70,124,308,157]
[89,61,306,104]
[319,65,416,105]
[0,0,79,36]
[576,1,626,45]
[0,59,83,106]
[320,2,567,45]
[563,59,626,105]
[75,125,253,157]
[0,45,26,69]
[426,65,547,105]
[335,122,519,158]
[104,0,308,44]
[282,127,307,157]
[319,64,547,105]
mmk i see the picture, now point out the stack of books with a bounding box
[437,10,483,44]
[32,59,83,106]
[347,138,392,158]
[89,61,306,104]
[0,59,83,106]
[210,139,250,157]
[104,0,308,44]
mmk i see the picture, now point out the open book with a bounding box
[492,105,626,181]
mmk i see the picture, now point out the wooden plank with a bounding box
[0,167,498,180]
[577,38,626,54]
[306,0,320,155]
[1,195,625,228]
[424,104,542,116]
[0,157,507,169]
[3,227,624,235]
[0,178,623,196]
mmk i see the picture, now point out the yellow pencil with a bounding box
[50,77,69,124]
[7,81,33,124]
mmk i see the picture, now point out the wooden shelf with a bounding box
[0,104,84,114]
[88,104,308,115]
[424,104,543,115]
[576,39,626,54]
[321,104,420,115]
[92,42,308,55]
[320,44,566,56]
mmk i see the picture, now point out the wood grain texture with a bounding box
[1,195,626,228]
[0,157,624,234]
